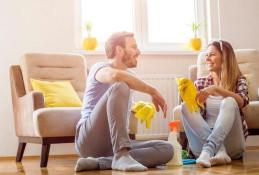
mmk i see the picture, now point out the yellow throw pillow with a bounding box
[30,79,82,107]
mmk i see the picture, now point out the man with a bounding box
[75,31,173,172]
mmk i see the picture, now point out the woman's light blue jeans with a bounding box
[181,97,245,159]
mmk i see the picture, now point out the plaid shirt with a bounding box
[194,75,249,138]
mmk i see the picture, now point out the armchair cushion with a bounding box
[33,107,81,137]
[31,79,82,107]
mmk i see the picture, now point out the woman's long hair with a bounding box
[208,40,242,92]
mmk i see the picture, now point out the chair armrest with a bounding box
[10,65,45,136]
[19,91,44,110]
[243,101,259,129]
[172,105,184,132]
[173,105,189,149]
[177,92,182,105]
[188,65,197,82]
[14,91,44,137]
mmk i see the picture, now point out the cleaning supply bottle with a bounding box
[167,120,183,166]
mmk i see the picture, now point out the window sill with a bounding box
[78,49,202,56]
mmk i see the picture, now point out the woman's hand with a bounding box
[203,85,218,95]
[196,85,218,106]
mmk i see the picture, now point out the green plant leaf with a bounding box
[182,150,189,159]
[191,22,201,38]
[84,21,93,37]
[191,22,201,32]
[85,21,92,31]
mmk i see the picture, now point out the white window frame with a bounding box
[77,0,207,53]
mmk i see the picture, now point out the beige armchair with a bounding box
[173,49,259,147]
[10,53,138,167]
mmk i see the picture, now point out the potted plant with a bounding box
[189,22,202,51]
[82,21,98,50]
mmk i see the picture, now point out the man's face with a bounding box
[121,37,140,68]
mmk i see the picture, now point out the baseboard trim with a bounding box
[0,154,79,160]
[246,146,259,150]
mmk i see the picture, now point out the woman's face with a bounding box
[205,45,222,73]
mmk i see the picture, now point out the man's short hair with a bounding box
[105,31,134,59]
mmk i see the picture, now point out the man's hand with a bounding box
[150,89,167,118]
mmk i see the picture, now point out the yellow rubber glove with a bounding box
[132,101,156,129]
[176,78,204,113]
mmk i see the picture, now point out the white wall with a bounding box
[0,0,259,157]
[0,0,78,157]
[219,0,259,50]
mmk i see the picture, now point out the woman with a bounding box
[181,40,249,168]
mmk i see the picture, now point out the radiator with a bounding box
[133,74,179,140]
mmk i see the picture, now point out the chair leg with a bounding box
[16,142,26,162]
[129,134,136,140]
[40,144,50,167]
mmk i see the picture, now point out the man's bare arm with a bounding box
[96,67,167,116]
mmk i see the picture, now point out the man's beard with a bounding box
[122,51,137,68]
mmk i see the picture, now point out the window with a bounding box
[80,0,206,51]
[81,0,133,42]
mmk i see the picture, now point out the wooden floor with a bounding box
[1,149,259,175]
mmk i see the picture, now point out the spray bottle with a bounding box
[167,120,183,166]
